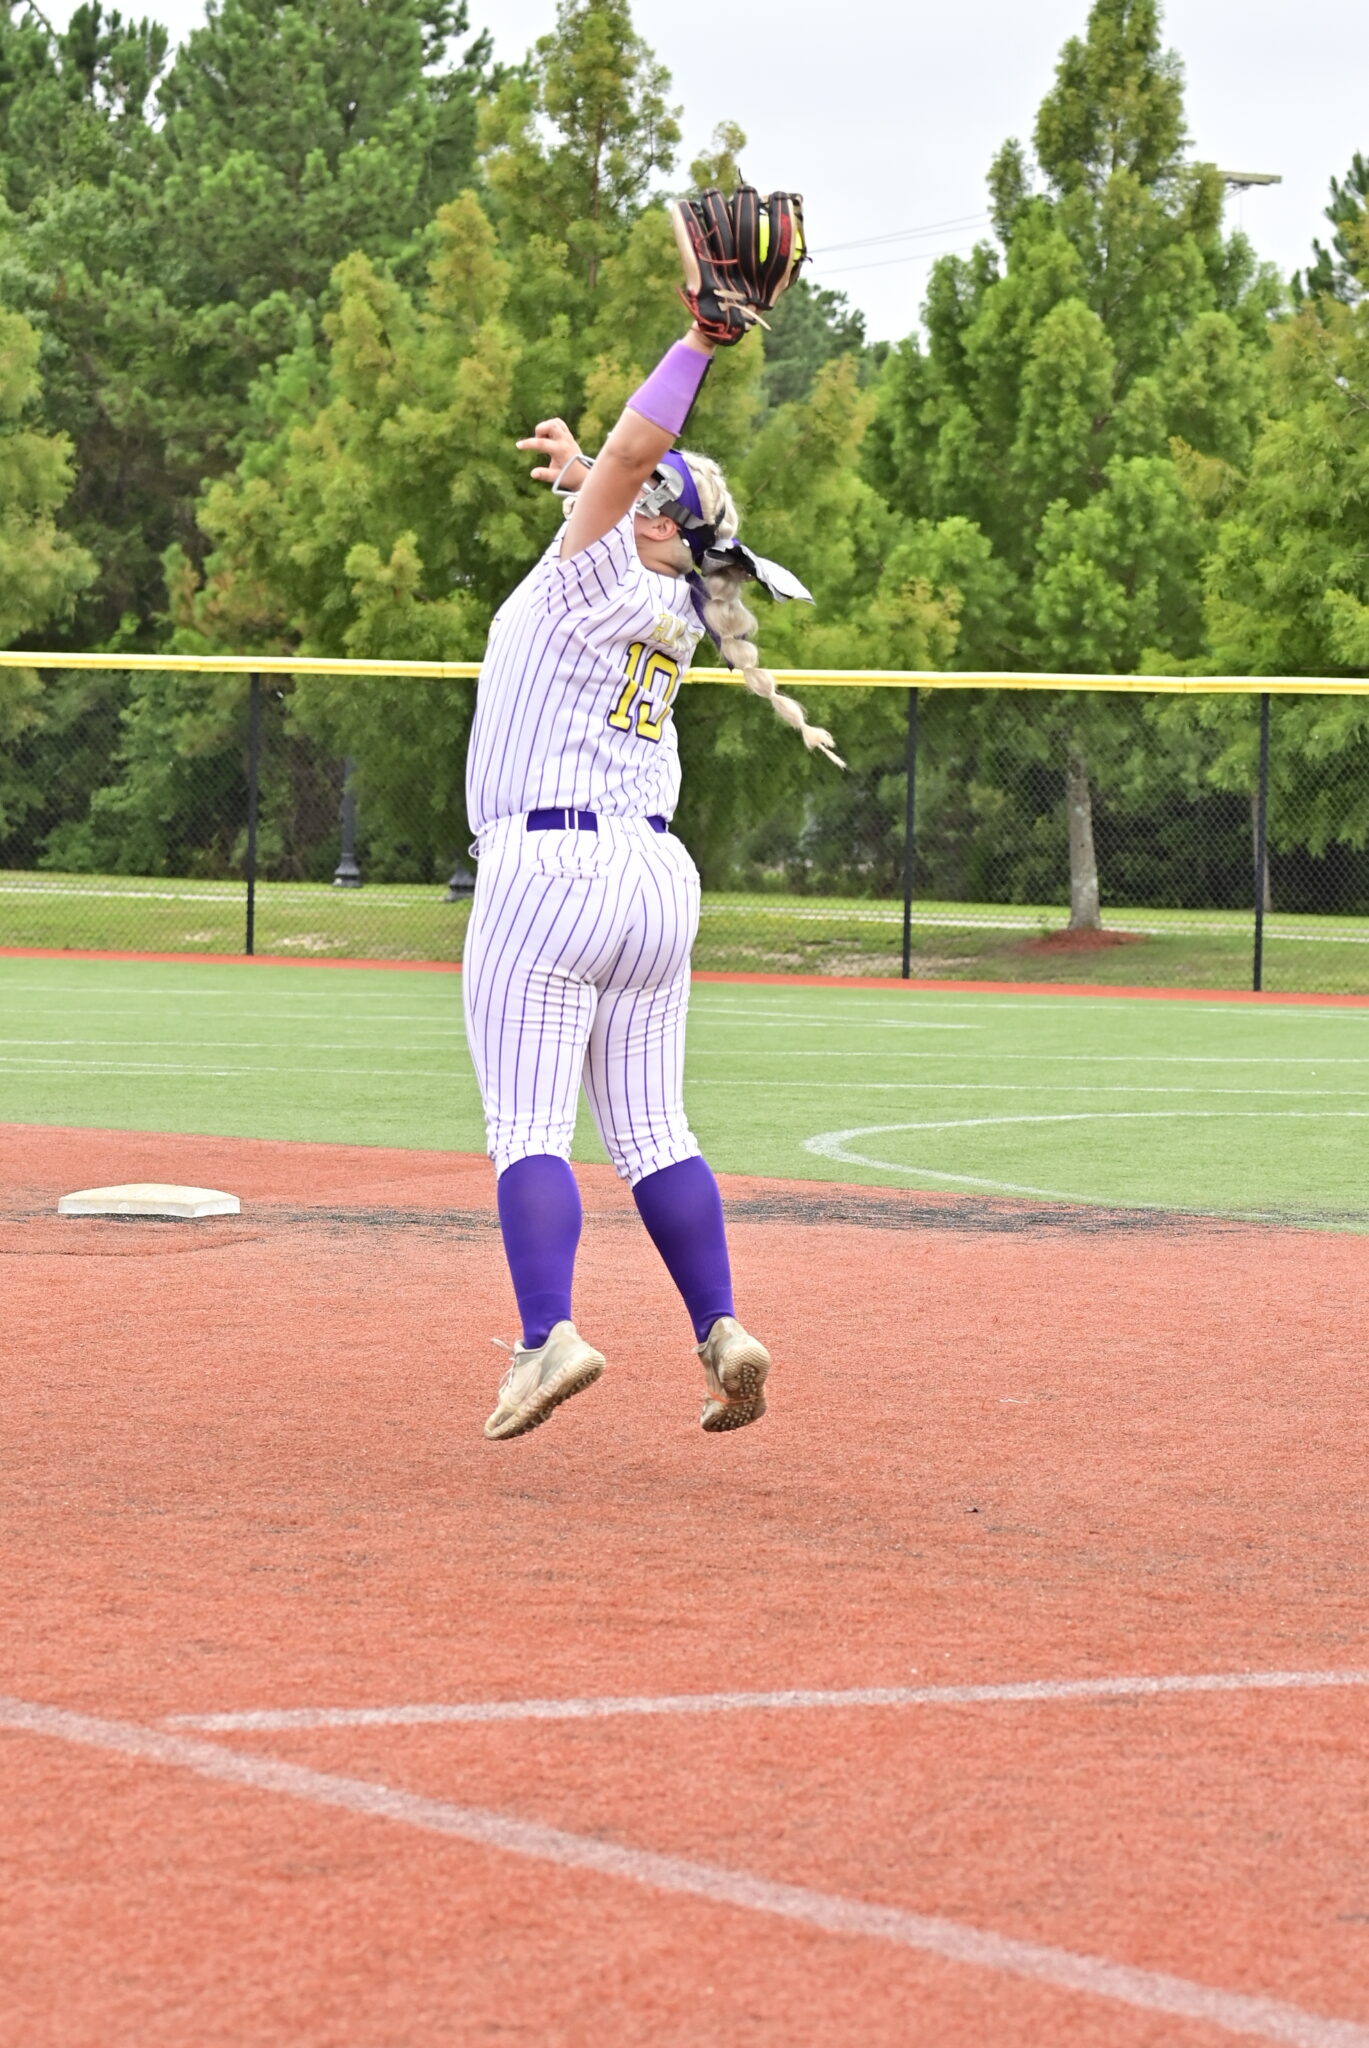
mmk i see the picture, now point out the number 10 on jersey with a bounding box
[608,642,682,743]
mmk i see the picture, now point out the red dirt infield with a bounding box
[4,1121,1369,2046]
[6,940,1369,1006]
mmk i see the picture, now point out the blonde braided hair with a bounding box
[672,450,845,770]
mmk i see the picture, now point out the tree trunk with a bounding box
[1249,788,1272,912]
[1065,742,1101,931]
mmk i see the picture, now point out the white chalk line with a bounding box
[813,1109,1369,1138]
[7,1034,1368,1076]
[1,1046,1358,1101]
[0,1035,463,1051]
[804,1110,1369,1203]
[4,1693,1366,2047]
[700,1056,1369,1073]
[728,1082,1369,1098]
[0,1056,458,1079]
[0,1059,264,1081]
[693,997,1369,1019]
[12,1039,1369,1073]
[698,1015,983,1029]
[13,1054,1352,1082]
[0,987,455,1007]
[166,1666,1369,1734]
[0,1005,457,1024]
[4,985,1363,1028]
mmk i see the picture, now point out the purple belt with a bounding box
[525,809,667,833]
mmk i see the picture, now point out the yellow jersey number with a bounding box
[607,642,682,743]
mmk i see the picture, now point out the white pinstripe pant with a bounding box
[463,814,703,1185]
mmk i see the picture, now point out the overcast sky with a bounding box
[47,0,1367,339]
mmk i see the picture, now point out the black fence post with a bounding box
[333,757,362,887]
[1252,691,1271,993]
[245,672,261,956]
[901,686,919,980]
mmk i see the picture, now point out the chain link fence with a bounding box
[2,661,1367,993]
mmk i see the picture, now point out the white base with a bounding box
[58,1183,241,1220]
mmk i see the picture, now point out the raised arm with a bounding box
[556,328,714,559]
[521,185,805,559]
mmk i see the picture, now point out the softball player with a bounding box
[464,189,839,1442]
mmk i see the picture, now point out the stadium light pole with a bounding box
[1212,169,1282,238]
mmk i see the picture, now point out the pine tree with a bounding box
[0,305,93,642]
[479,0,679,293]
[153,0,491,310]
[0,0,165,216]
[0,304,95,835]
[760,278,868,411]
[1203,224,1369,862]
[152,2,897,882]
[1296,153,1369,306]
[869,0,1275,926]
[1,0,493,646]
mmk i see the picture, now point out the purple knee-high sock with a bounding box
[632,1155,735,1343]
[496,1155,582,1349]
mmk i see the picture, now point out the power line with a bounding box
[810,212,991,258]
[812,212,989,255]
[815,245,981,277]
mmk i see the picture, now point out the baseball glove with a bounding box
[671,186,806,347]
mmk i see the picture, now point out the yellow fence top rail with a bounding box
[3,650,1368,695]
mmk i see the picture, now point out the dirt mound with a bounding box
[1019,926,1144,955]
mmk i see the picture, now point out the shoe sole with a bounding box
[485,1354,605,1442]
[700,1342,771,1434]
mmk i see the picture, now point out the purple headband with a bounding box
[656,450,705,527]
[638,450,817,646]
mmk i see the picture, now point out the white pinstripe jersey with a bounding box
[465,512,704,834]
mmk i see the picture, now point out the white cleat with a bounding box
[483,1321,606,1441]
[697,1316,771,1433]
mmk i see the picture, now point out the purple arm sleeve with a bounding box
[627,340,712,437]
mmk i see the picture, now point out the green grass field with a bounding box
[5,869,1369,991]
[3,954,1366,1228]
